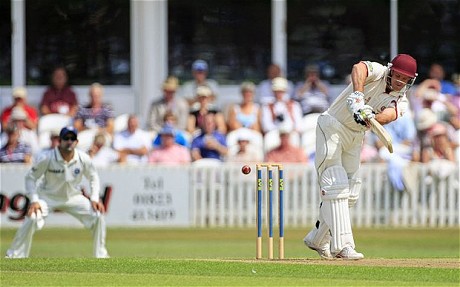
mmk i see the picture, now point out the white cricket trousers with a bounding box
[313,113,365,254]
[6,194,109,258]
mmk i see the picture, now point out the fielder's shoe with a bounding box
[334,246,364,260]
[303,231,332,260]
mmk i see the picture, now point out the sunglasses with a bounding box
[62,136,77,141]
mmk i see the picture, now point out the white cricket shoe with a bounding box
[335,246,364,260]
[303,231,333,260]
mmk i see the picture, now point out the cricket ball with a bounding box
[241,165,251,175]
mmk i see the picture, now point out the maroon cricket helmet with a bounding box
[391,54,417,78]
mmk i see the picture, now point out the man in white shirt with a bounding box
[260,77,303,133]
[113,115,151,164]
[5,126,109,258]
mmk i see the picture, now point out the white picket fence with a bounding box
[189,163,459,228]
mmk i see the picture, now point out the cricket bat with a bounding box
[369,118,393,153]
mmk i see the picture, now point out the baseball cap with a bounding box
[192,59,208,71]
[391,54,417,78]
[159,124,175,136]
[272,77,288,92]
[12,87,27,99]
[59,126,78,139]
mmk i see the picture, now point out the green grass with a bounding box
[1,228,459,286]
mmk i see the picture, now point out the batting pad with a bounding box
[319,165,355,254]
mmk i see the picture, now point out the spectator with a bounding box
[414,109,457,181]
[187,86,227,135]
[413,108,456,162]
[1,87,39,130]
[226,81,262,133]
[225,128,263,163]
[375,110,417,192]
[256,63,294,105]
[191,113,228,162]
[264,126,307,163]
[0,123,32,164]
[148,124,191,164]
[3,107,40,156]
[260,77,303,134]
[414,79,458,125]
[88,133,126,168]
[152,112,190,147]
[428,63,457,96]
[73,83,115,136]
[178,59,220,106]
[147,76,189,132]
[450,73,460,108]
[40,66,78,117]
[293,64,330,115]
[34,129,61,162]
[113,115,151,164]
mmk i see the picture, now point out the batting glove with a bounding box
[353,105,375,126]
[346,91,365,114]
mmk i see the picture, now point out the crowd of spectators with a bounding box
[1,62,459,175]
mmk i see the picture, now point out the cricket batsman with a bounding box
[5,126,109,258]
[303,54,417,259]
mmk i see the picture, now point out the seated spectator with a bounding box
[265,126,307,163]
[413,108,456,161]
[74,83,115,136]
[152,112,189,147]
[178,59,220,106]
[148,124,191,164]
[293,64,330,115]
[414,110,457,181]
[88,133,126,167]
[0,123,32,164]
[1,87,39,130]
[191,113,228,162]
[226,82,262,133]
[147,76,189,132]
[113,115,151,164]
[428,63,457,96]
[225,129,263,163]
[261,77,303,134]
[187,86,227,135]
[34,129,61,162]
[256,63,294,105]
[414,79,458,125]
[40,66,78,117]
[375,110,417,192]
[2,107,40,156]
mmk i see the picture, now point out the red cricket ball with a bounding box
[241,165,251,174]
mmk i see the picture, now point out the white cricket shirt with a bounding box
[25,147,100,203]
[327,61,409,132]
